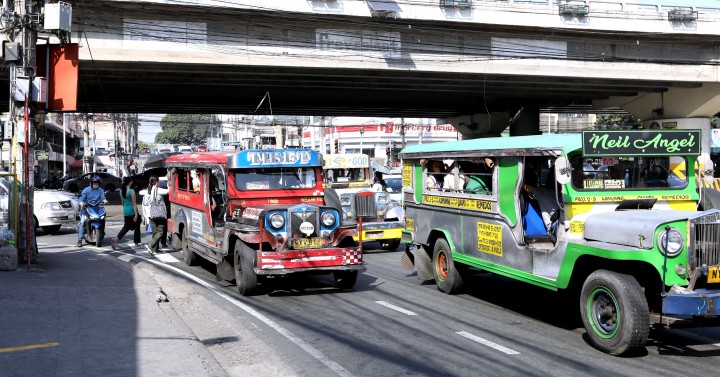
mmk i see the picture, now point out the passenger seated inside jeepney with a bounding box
[422,159,454,191]
[459,158,493,195]
[521,168,550,239]
[643,157,669,187]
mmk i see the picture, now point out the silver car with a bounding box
[34,190,80,234]
[0,177,80,234]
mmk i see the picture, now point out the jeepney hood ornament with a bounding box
[584,210,699,249]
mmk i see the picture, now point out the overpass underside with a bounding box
[7,1,720,124]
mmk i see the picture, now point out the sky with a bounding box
[138,114,163,143]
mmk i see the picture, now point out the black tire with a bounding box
[380,239,401,251]
[84,226,95,244]
[580,270,649,355]
[181,229,198,266]
[433,238,463,294]
[333,271,358,290]
[96,228,104,247]
[41,225,62,234]
[699,188,720,211]
[234,242,259,296]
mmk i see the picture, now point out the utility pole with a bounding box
[2,0,43,265]
[82,114,90,174]
[400,117,406,149]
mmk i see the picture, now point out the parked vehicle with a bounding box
[400,130,720,356]
[164,149,363,295]
[323,154,404,251]
[80,199,106,247]
[35,190,80,234]
[0,178,80,234]
[63,172,122,193]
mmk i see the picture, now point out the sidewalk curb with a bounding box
[96,249,230,377]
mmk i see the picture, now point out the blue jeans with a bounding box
[77,213,86,241]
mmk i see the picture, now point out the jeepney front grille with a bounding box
[354,193,376,218]
[290,210,318,238]
[689,213,720,270]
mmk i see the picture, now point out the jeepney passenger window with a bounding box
[459,158,493,195]
[177,169,188,191]
[423,159,453,191]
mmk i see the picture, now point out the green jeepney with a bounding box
[399,130,720,355]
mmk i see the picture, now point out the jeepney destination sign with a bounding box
[582,130,701,157]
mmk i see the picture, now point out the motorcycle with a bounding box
[81,199,106,247]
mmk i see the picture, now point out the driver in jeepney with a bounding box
[77,175,108,247]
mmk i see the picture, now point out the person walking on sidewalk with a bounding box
[111,177,142,250]
[147,176,169,253]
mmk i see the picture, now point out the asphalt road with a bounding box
[37,226,720,377]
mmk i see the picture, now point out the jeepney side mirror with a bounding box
[704,159,715,185]
[555,157,572,185]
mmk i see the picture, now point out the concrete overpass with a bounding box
[9,0,720,135]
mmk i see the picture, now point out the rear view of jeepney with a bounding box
[564,130,720,355]
[225,150,363,295]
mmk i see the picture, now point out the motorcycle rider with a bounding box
[77,175,108,247]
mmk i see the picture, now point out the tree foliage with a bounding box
[595,114,643,130]
[155,114,220,144]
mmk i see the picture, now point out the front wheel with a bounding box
[42,225,62,234]
[433,238,463,294]
[181,230,198,266]
[96,227,104,247]
[333,271,358,290]
[580,270,649,355]
[84,225,95,244]
[234,242,259,296]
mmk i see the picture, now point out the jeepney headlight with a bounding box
[377,194,389,205]
[658,227,683,257]
[321,211,336,227]
[269,213,285,229]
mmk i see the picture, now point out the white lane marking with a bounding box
[106,250,352,377]
[375,301,417,316]
[154,253,179,263]
[456,331,520,355]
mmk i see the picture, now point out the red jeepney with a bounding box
[165,149,363,295]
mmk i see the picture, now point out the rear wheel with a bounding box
[580,270,649,355]
[41,225,61,234]
[181,229,198,266]
[433,238,463,294]
[333,271,358,290]
[234,242,259,296]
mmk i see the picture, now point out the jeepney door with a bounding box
[210,165,229,226]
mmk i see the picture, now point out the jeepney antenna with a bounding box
[253,91,273,116]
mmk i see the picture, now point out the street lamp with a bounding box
[359,126,365,153]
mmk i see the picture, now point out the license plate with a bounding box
[68,213,76,220]
[708,266,720,283]
[293,238,323,250]
[366,231,383,239]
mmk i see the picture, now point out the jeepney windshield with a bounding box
[234,167,316,190]
[324,168,367,184]
[570,156,687,190]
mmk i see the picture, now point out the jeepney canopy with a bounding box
[228,149,323,169]
[165,152,234,168]
[399,133,582,160]
[323,154,369,170]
